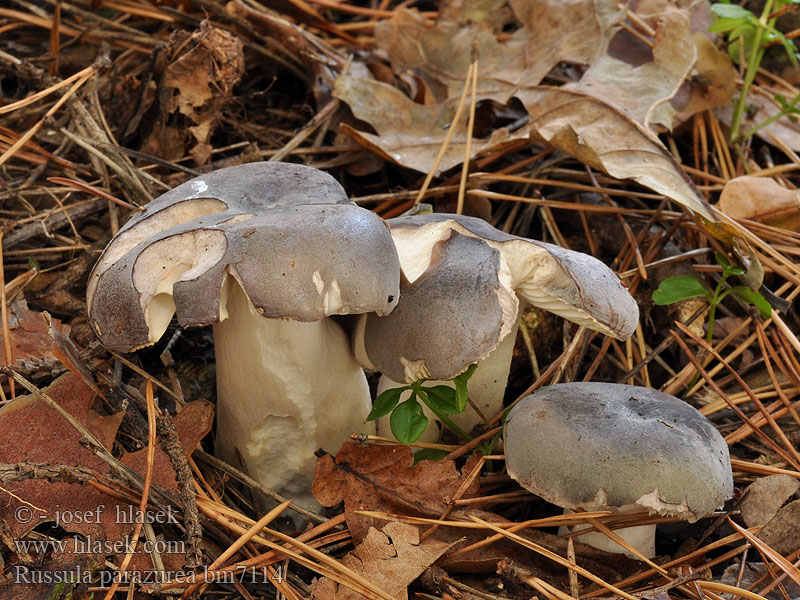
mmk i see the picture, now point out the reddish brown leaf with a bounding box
[312,442,480,543]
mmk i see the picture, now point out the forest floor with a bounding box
[1,0,800,599]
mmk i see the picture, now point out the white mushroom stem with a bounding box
[376,318,520,443]
[559,505,656,559]
[213,278,374,511]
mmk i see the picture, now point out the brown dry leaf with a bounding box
[740,474,800,528]
[673,33,736,122]
[518,86,717,222]
[309,521,451,600]
[0,298,66,377]
[312,441,480,543]
[375,2,617,103]
[566,7,696,130]
[0,373,124,542]
[757,499,800,555]
[335,76,526,174]
[0,372,211,580]
[717,85,800,152]
[717,175,800,232]
[438,0,514,30]
[141,22,245,164]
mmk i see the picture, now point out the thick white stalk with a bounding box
[559,505,656,559]
[213,279,374,511]
[376,318,520,442]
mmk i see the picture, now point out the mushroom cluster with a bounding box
[352,213,640,440]
[504,382,734,558]
[87,162,400,509]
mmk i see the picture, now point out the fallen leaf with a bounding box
[335,76,526,174]
[375,3,615,104]
[312,441,480,543]
[717,175,800,232]
[140,22,245,164]
[566,7,696,131]
[0,372,213,586]
[0,373,124,543]
[673,33,736,122]
[516,85,762,287]
[0,298,67,378]
[519,86,715,221]
[757,499,800,555]
[740,474,800,528]
[309,521,451,600]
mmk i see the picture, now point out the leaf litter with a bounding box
[1,0,800,597]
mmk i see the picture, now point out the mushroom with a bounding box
[87,162,400,510]
[353,213,639,440]
[503,382,733,558]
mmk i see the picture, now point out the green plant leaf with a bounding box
[367,386,405,421]
[708,16,751,34]
[453,363,478,413]
[652,276,709,305]
[424,385,462,415]
[710,4,754,20]
[731,286,773,318]
[412,448,450,464]
[390,396,429,444]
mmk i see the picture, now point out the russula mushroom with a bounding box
[87,162,400,509]
[503,382,733,558]
[353,213,639,440]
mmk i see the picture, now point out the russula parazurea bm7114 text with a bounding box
[87,162,400,510]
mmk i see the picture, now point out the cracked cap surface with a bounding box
[87,162,400,352]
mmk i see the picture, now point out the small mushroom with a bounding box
[353,214,638,440]
[87,162,400,510]
[503,382,734,558]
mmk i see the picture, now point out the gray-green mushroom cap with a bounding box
[87,161,400,351]
[504,382,733,520]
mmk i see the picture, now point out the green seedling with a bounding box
[709,0,800,143]
[366,363,478,445]
[652,252,772,343]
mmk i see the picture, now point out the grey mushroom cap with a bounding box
[355,213,638,383]
[361,230,517,383]
[504,382,733,520]
[87,162,400,352]
[388,213,638,340]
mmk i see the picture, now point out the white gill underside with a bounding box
[213,277,374,511]
[87,198,228,307]
[132,229,228,344]
[390,220,610,336]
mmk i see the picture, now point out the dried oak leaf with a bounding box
[566,6,696,131]
[312,441,480,543]
[141,22,244,165]
[375,3,614,103]
[335,76,526,174]
[757,499,800,556]
[0,372,212,578]
[310,521,451,600]
[673,33,736,122]
[717,175,800,232]
[0,298,67,377]
[516,86,762,288]
[740,474,800,528]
